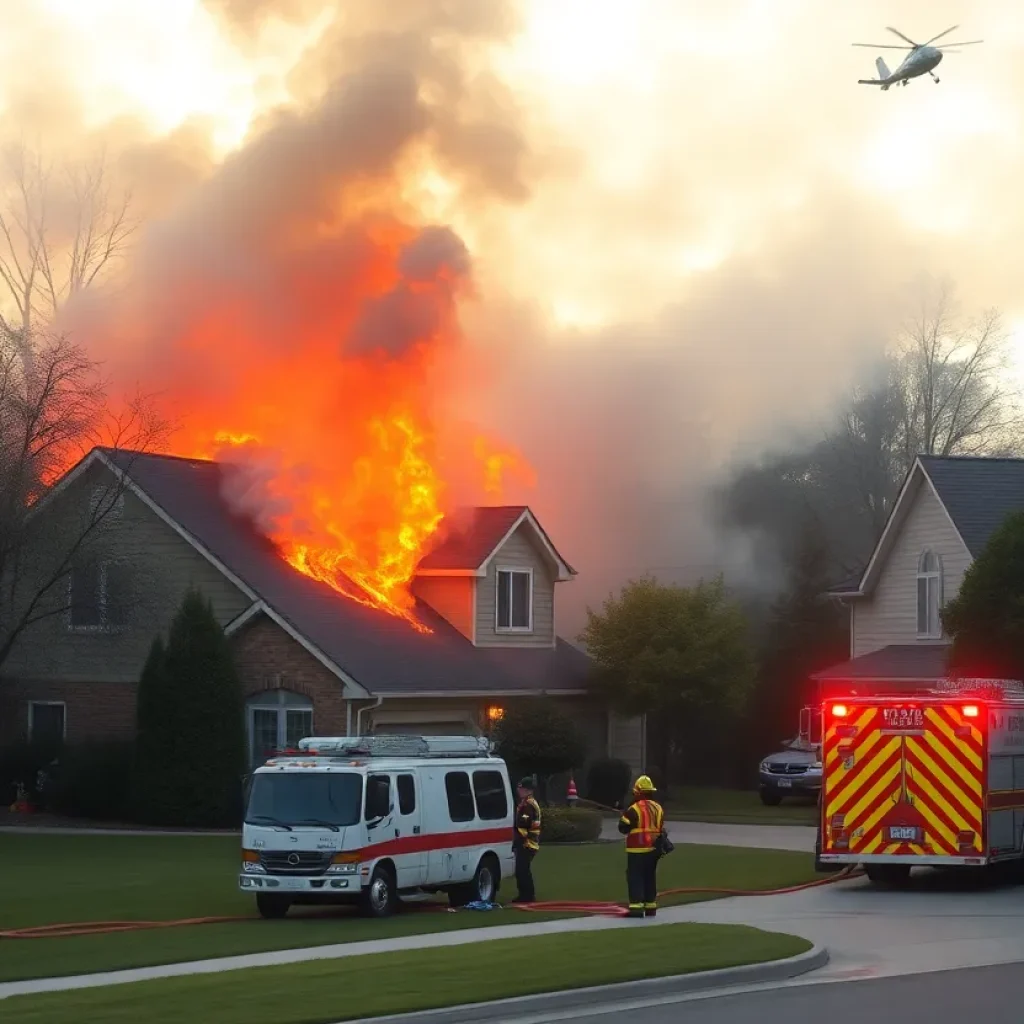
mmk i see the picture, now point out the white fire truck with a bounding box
[240,734,515,918]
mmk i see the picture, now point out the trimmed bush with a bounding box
[47,741,135,820]
[585,757,632,809]
[132,589,246,827]
[494,700,587,803]
[0,741,62,807]
[540,806,603,844]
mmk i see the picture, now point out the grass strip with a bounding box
[1,922,812,1024]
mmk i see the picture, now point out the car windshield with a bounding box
[245,772,363,828]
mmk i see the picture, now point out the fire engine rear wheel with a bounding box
[360,863,398,918]
[863,864,911,886]
[255,894,292,919]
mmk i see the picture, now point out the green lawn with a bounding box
[664,787,818,825]
[1,922,812,1024]
[0,834,819,982]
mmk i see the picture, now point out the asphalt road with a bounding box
[504,963,1023,1024]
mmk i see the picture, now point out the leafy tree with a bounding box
[493,699,587,803]
[748,515,849,759]
[132,589,246,826]
[580,576,756,786]
[943,511,1024,680]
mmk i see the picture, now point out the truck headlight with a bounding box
[242,849,266,873]
[328,852,360,874]
[760,761,770,772]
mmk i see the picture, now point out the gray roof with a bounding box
[813,644,948,681]
[102,450,592,697]
[919,455,1024,557]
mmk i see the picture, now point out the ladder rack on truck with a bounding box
[817,680,1024,885]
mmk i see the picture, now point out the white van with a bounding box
[239,734,516,919]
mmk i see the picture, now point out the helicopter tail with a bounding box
[858,55,892,89]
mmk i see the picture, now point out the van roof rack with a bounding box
[296,735,495,759]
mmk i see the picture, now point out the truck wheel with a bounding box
[864,864,911,886]
[760,789,783,807]
[450,854,500,908]
[256,893,291,919]
[360,863,398,919]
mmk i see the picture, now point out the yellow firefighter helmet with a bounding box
[633,774,656,793]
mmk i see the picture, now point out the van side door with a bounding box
[392,772,426,888]
[440,768,476,881]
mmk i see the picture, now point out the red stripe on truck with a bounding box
[360,826,513,859]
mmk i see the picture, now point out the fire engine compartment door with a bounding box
[822,703,984,858]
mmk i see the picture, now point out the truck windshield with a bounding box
[245,772,363,828]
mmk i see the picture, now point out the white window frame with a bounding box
[246,691,314,764]
[916,549,943,639]
[495,566,533,633]
[66,559,129,633]
[27,700,67,743]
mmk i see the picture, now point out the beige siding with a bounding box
[475,524,555,648]
[608,712,645,779]
[853,476,972,657]
[3,462,250,683]
[411,576,475,640]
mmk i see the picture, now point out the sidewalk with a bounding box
[0,906,695,1000]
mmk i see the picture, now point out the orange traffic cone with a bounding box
[567,775,578,806]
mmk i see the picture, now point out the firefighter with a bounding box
[618,774,665,918]
[511,776,541,903]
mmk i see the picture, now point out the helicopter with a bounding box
[854,25,983,90]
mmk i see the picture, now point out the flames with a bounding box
[145,215,534,632]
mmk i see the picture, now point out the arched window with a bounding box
[246,689,313,769]
[916,550,943,638]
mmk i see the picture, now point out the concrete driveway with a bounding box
[600,819,816,853]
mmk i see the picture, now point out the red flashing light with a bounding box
[831,703,849,718]
[962,705,979,718]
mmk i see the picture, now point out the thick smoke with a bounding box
[7,0,1024,636]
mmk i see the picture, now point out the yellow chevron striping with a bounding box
[907,739,983,834]
[922,730,983,797]
[924,709,983,773]
[900,761,961,852]
[829,736,900,818]
[824,709,876,768]
[836,758,902,842]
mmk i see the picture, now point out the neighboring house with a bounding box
[0,448,645,775]
[815,454,1024,692]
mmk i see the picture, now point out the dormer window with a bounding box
[916,549,943,639]
[496,568,532,631]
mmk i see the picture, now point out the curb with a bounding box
[339,944,829,1024]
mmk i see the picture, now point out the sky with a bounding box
[2,0,1023,633]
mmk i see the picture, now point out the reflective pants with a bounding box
[514,846,536,901]
[626,851,659,916]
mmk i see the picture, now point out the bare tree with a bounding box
[0,325,168,673]
[0,144,135,374]
[894,283,1020,462]
[719,284,1024,583]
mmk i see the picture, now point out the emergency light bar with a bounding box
[934,678,1024,697]
[296,735,494,758]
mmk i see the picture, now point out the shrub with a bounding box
[133,589,246,827]
[585,757,632,809]
[494,700,587,802]
[540,806,603,844]
[47,741,135,820]
[0,741,62,807]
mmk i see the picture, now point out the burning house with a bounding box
[0,447,644,774]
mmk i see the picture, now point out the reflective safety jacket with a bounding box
[618,798,665,853]
[516,796,542,851]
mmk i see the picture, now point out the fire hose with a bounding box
[2,800,850,939]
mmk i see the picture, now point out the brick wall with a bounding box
[231,614,348,734]
[0,679,137,745]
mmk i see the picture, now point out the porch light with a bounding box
[486,705,505,722]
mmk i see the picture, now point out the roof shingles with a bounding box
[102,450,590,697]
